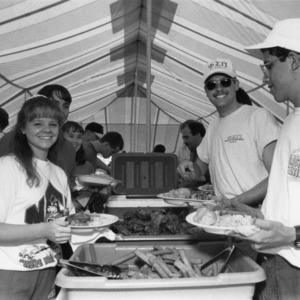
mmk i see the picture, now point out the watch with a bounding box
[294,226,300,248]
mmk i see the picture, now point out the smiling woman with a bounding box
[0,96,74,299]
[14,96,64,184]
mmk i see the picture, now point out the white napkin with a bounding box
[70,228,116,251]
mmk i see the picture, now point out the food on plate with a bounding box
[193,203,261,236]
[68,212,118,227]
[212,199,264,219]
[159,188,214,200]
[198,183,214,192]
[165,188,192,199]
[68,211,91,226]
[111,207,202,236]
[88,213,106,226]
[193,207,217,225]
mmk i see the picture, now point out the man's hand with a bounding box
[229,219,295,253]
[177,159,202,181]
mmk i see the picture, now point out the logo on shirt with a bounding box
[224,134,244,143]
[24,182,66,224]
[288,150,300,180]
[19,245,58,269]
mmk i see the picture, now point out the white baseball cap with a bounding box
[203,58,237,83]
[245,19,300,58]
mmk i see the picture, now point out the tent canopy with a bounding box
[0,0,298,152]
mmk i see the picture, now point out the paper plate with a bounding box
[157,194,212,206]
[186,211,233,235]
[186,212,259,236]
[69,213,119,229]
[157,193,214,206]
[77,174,119,187]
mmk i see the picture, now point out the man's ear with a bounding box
[234,78,240,91]
[289,51,300,71]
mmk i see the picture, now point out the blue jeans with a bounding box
[255,254,300,300]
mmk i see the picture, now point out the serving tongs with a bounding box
[200,237,236,275]
[59,259,123,279]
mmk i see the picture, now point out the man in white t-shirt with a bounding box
[230,18,300,299]
[178,58,280,207]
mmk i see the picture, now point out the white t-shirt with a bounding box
[197,105,280,198]
[175,143,190,164]
[262,108,300,268]
[0,156,73,271]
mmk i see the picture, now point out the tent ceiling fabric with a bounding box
[0,0,298,152]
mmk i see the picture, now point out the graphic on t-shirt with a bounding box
[19,244,57,269]
[24,182,66,224]
[20,182,66,269]
[288,149,300,180]
[224,134,244,143]
[45,182,66,221]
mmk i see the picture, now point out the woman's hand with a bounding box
[45,217,72,244]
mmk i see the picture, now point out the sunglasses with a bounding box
[260,56,284,78]
[205,78,234,91]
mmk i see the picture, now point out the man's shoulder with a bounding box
[242,105,271,116]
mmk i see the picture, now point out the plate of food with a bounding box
[68,212,119,229]
[186,204,260,236]
[158,195,213,206]
[77,173,120,187]
[186,212,235,235]
[157,187,215,206]
[198,184,214,193]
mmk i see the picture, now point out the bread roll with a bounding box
[193,206,208,223]
[201,211,217,225]
[177,188,191,199]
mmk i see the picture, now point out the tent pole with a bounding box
[146,0,152,152]
[132,72,138,152]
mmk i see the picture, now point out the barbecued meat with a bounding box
[111,207,202,236]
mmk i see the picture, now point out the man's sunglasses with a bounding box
[205,78,234,91]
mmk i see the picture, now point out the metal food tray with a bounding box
[104,196,225,243]
[112,232,226,242]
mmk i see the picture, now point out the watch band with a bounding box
[294,226,300,248]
